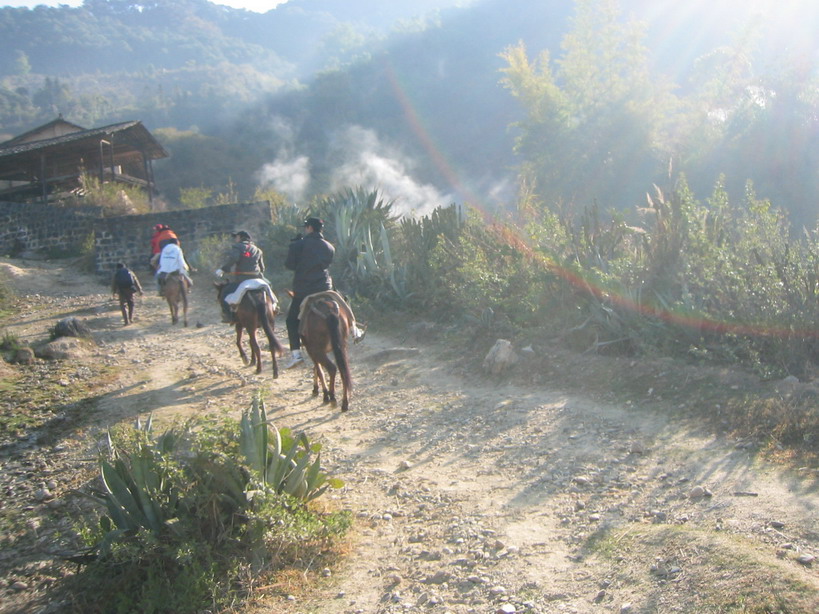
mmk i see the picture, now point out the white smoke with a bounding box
[328,125,452,217]
[256,154,310,203]
[255,116,311,203]
[254,122,454,216]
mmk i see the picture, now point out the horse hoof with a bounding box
[312,389,319,397]
[341,402,349,412]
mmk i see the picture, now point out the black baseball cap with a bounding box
[304,217,323,230]
[232,230,251,240]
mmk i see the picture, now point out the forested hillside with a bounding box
[1,0,817,226]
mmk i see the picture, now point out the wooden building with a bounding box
[0,117,168,204]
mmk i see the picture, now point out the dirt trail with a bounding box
[1,257,818,614]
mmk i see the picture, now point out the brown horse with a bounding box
[216,283,283,377]
[300,295,352,412]
[159,271,188,326]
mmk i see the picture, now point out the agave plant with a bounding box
[239,395,343,502]
[80,415,186,555]
[313,186,398,290]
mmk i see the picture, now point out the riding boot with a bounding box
[221,301,235,324]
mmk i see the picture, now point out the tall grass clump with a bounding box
[69,395,349,613]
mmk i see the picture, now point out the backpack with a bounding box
[115,267,135,290]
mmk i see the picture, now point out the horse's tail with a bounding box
[327,312,352,392]
[257,293,284,356]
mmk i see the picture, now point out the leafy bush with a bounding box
[72,171,151,215]
[71,396,349,613]
[186,234,230,274]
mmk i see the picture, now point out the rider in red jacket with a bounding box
[149,224,180,270]
[150,224,178,255]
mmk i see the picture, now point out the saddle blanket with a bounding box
[225,279,278,309]
[297,290,348,322]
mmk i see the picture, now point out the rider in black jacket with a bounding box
[283,217,335,367]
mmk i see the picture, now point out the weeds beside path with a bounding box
[1,256,818,613]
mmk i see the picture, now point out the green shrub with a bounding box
[0,329,21,351]
[74,171,151,215]
[186,234,230,273]
[70,396,349,613]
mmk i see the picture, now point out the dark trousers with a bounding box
[117,289,136,324]
[219,281,240,320]
[286,295,305,350]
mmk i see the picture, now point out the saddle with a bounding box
[298,291,350,338]
[225,278,277,311]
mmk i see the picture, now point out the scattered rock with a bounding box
[386,573,403,585]
[629,440,646,454]
[423,570,452,585]
[482,339,519,375]
[33,488,52,502]
[796,554,815,566]
[688,485,713,499]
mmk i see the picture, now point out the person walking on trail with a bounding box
[111,262,143,326]
[283,217,364,369]
[215,230,267,323]
[155,241,193,295]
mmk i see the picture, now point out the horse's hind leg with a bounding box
[319,357,337,406]
[248,330,262,374]
[311,361,327,399]
[236,326,249,365]
[181,289,188,327]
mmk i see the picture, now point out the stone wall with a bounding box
[0,201,103,257]
[93,201,273,276]
[0,200,273,279]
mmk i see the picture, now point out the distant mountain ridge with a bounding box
[0,0,477,79]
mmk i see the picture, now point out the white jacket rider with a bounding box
[155,242,192,286]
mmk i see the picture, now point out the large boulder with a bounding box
[52,317,92,339]
[482,339,519,375]
[35,337,92,360]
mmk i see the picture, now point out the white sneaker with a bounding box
[352,324,366,344]
[284,350,303,369]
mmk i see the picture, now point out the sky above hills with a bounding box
[2,0,286,11]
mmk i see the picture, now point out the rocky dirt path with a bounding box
[1,257,818,614]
